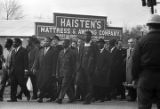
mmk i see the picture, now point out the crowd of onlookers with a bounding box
[0,31,138,104]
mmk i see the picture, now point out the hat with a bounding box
[85,31,92,36]
[109,39,117,46]
[53,35,60,41]
[147,14,160,25]
[97,38,105,44]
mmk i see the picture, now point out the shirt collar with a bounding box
[110,47,115,53]
[100,48,104,53]
[16,46,21,52]
[84,41,91,47]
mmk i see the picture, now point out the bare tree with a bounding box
[0,0,24,20]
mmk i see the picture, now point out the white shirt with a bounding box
[84,41,91,47]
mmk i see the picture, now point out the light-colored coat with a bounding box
[126,48,134,83]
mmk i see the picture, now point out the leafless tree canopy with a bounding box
[0,0,24,20]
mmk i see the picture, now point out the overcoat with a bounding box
[56,48,76,85]
[76,42,97,84]
[93,49,111,87]
[126,48,134,83]
[110,47,123,88]
[33,47,58,91]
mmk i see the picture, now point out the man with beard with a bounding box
[56,39,76,104]
[33,37,58,103]
[8,38,30,102]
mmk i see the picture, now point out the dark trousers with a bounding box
[84,74,93,102]
[93,85,111,101]
[117,84,126,99]
[75,83,86,100]
[58,77,75,100]
[93,85,106,101]
[10,74,30,100]
[137,73,160,109]
[18,74,38,97]
[137,87,160,109]
[127,87,137,100]
[0,69,9,98]
[29,74,38,96]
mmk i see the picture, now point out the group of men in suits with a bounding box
[0,30,137,104]
[0,38,30,102]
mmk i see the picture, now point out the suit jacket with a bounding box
[10,47,29,78]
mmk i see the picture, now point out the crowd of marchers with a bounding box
[0,31,138,104]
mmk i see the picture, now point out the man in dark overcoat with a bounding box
[77,31,97,104]
[93,38,112,102]
[33,37,58,103]
[8,38,30,102]
[109,39,122,99]
[132,14,160,109]
[56,39,76,104]
[116,40,127,100]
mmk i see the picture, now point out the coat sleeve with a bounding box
[24,49,29,70]
[52,48,59,77]
[56,51,61,77]
[32,49,40,71]
[132,42,142,81]
[102,51,112,73]
[70,50,76,78]
[88,43,98,76]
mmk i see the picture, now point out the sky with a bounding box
[18,0,160,27]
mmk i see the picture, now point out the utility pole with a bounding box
[141,0,157,14]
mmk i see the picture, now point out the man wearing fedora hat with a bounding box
[132,14,160,109]
[92,38,112,102]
